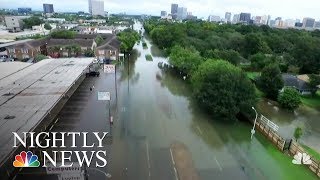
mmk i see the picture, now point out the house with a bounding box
[4,33,120,60]
[4,16,29,32]
[282,74,317,95]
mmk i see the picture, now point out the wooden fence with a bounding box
[289,141,320,177]
[255,114,320,178]
[255,120,286,151]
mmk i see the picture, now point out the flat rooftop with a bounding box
[0,58,93,165]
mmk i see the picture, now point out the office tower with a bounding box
[208,15,221,22]
[91,0,105,16]
[239,13,251,23]
[161,11,167,17]
[225,12,231,22]
[171,4,178,19]
[177,7,187,20]
[43,4,54,14]
[18,8,32,14]
[88,0,92,14]
[302,17,315,28]
[232,14,240,24]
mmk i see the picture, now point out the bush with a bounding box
[34,54,47,62]
[142,42,147,49]
[278,88,301,111]
[294,127,303,142]
[50,30,75,39]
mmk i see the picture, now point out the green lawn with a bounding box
[145,54,153,61]
[301,91,320,109]
[254,133,318,180]
[301,144,320,162]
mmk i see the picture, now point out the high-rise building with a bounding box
[161,11,167,17]
[91,0,105,16]
[43,4,54,14]
[177,7,187,20]
[18,8,32,14]
[88,0,92,14]
[232,14,240,24]
[302,17,315,28]
[225,12,231,22]
[284,19,296,28]
[239,13,251,24]
[208,15,221,22]
[314,21,320,29]
[171,4,178,19]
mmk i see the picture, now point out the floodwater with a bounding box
[107,22,317,180]
[14,22,318,180]
[257,99,320,151]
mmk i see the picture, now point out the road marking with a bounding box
[170,148,175,165]
[214,156,223,171]
[196,126,203,135]
[173,166,179,180]
[145,140,151,179]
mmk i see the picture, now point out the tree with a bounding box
[44,23,52,30]
[249,53,270,70]
[117,28,140,53]
[309,74,320,95]
[294,127,303,142]
[84,49,95,57]
[50,30,75,39]
[204,49,242,65]
[278,88,301,111]
[169,45,203,76]
[34,54,47,62]
[23,16,44,29]
[258,64,284,100]
[95,35,104,46]
[192,59,256,120]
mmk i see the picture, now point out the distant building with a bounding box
[269,20,276,27]
[171,4,178,19]
[225,12,231,23]
[177,7,187,20]
[161,11,167,17]
[90,0,105,16]
[284,19,296,28]
[186,12,197,20]
[4,16,28,32]
[232,14,240,24]
[239,13,251,24]
[18,8,32,14]
[254,16,262,24]
[43,4,54,14]
[208,15,220,22]
[295,22,303,28]
[282,74,317,95]
[302,17,315,28]
[314,21,320,29]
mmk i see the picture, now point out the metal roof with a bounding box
[0,58,93,165]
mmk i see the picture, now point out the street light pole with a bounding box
[251,106,258,140]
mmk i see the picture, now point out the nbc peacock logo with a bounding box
[13,151,40,167]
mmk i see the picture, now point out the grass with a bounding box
[145,54,153,61]
[254,132,318,180]
[301,144,320,161]
[301,90,320,109]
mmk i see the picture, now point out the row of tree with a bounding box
[144,20,320,74]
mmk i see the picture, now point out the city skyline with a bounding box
[1,0,320,20]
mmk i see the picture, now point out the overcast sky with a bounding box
[1,0,319,20]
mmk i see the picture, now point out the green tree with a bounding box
[117,28,140,53]
[192,59,256,120]
[258,64,284,100]
[23,16,44,29]
[84,49,95,57]
[249,53,272,70]
[44,23,52,30]
[50,30,75,39]
[309,74,320,95]
[204,49,242,65]
[294,127,303,142]
[95,35,104,46]
[278,88,301,111]
[169,45,203,76]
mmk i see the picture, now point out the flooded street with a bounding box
[15,22,317,180]
[107,22,317,180]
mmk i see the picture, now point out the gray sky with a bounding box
[1,0,319,20]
